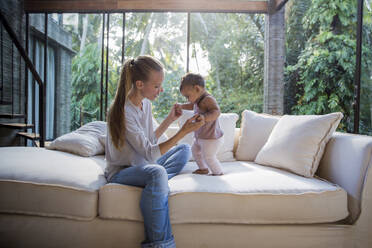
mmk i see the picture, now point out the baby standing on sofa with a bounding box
[178,73,224,176]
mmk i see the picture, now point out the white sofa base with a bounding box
[1,130,372,247]
[0,214,359,248]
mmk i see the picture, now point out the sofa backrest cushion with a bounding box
[178,111,239,162]
[255,112,343,178]
[235,110,280,161]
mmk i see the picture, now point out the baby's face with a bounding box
[181,85,200,104]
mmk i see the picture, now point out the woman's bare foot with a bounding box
[192,169,209,174]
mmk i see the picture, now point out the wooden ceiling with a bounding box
[23,0,287,13]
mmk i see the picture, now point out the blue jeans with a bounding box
[110,144,191,248]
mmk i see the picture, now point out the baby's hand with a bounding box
[196,114,204,122]
[169,103,183,121]
[174,103,182,117]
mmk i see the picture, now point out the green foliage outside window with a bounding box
[285,0,372,134]
[64,0,371,135]
[70,43,101,130]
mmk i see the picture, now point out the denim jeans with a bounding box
[110,144,191,248]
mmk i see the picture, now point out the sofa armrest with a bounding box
[317,132,372,223]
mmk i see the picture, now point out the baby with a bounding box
[177,73,224,176]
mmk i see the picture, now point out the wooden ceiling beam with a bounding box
[24,0,269,13]
[116,0,267,13]
[24,0,117,13]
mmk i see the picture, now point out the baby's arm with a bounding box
[180,102,194,110]
[200,96,221,122]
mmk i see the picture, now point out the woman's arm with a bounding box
[159,114,205,155]
[125,113,204,160]
[155,103,181,139]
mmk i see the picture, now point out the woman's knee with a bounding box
[178,143,191,158]
[179,143,191,152]
[146,164,166,176]
[145,165,168,186]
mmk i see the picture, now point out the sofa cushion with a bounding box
[255,112,343,177]
[0,147,107,220]
[47,121,106,157]
[235,110,280,161]
[99,161,348,224]
[177,111,239,162]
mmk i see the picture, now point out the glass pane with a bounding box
[284,0,357,133]
[125,12,188,121]
[27,14,56,141]
[107,14,124,110]
[61,13,103,131]
[27,14,45,142]
[360,0,372,135]
[190,13,264,127]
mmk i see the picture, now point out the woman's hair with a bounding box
[108,55,163,149]
[180,73,205,91]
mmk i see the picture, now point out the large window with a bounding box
[25,3,372,140]
[53,12,264,128]
[62,14,103,131]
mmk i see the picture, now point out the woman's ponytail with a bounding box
[108,59,132,150]
[108,56,164,150]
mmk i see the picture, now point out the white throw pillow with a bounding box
[255,112,343,177]
[47,121,107,157]
[235,110,281,161]
[178,110,239,162]
[152,117,169,143]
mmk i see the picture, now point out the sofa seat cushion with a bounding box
[99,161,348,224]
[0,147,107,220]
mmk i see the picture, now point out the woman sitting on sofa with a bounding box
[105,55,205,248]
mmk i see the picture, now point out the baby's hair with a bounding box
[180,73,205,91]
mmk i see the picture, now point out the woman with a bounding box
[105,55,204,248]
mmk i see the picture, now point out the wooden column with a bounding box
[263,7,285,115]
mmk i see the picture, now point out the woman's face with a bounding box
[141,70,164,101]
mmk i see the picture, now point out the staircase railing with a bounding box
[0,11,45,147]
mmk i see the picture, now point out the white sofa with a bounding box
[0,112,372,248]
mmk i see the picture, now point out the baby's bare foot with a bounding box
[209,173,224,176]
[192,169,209,174]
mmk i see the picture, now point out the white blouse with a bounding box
[105,98,161,181]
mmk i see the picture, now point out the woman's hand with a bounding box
[159,114,204,155]
[157,104,182,137]
[180,114,205,134]
[168,103,183,122]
